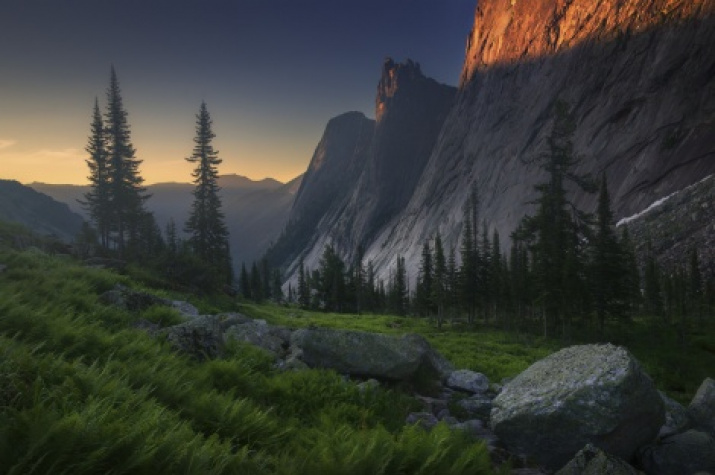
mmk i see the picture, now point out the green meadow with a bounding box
[0,222,712,473]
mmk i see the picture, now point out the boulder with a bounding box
[457,394,493,421]
[225,320,291,358]
[490,344,664,470]
[637,430,715,475]
[556,444,638,475]
[406,412,439,430]
[447,369,489,394]
[99,284,169,312]
[688,377,715,436]
[289,328,454,382]
[452,419,500,448]
[164,314,245,360]
[170,300,200,319]
[659,391,690,439]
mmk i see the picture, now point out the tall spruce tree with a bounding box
[104,67,149,257]
[590,174,625,330]
[82,98,111,249]
[433,233,447,328]
[514,101,595,337]
[416,240,434,316]
[185,101,232,284]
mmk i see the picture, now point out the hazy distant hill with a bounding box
[31,173,302,269]
[0,180,84,241]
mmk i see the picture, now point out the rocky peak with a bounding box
[376,58,425,122]
[461,0,714,86]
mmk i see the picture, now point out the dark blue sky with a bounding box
[0,0,476,183]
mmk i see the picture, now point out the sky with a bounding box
[0,0,476,185]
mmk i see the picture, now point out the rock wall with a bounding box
[363,0,715,281]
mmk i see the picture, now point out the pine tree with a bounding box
[271,269,284,302]
[513,101,595,338]
[250,262,262,301]
[433,233,447,328]
[104,67,149,258]
[389,256,408,316]
[460,205,477,322]
[240,263,251,300]
[447,247,458,322]
[590,174,625,331]
[416,240,434,316]
[688,247,703,321]
[298,258,310,309]
[185,101,232,284]
[620,227,641,316]
[644,240,664,320]
[82,98,111,249]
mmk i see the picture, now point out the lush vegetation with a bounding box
[0,227,497,474]
[80,68,232,293]
[252,102,714,352]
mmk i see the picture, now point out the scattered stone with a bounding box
[290,328,454,382]
[170,300,200,319]
[164,315,232,360]
[406,412,439,430]
[556,444,638,475]
[0,263,6,273]
[447,369,490,394]
[490,344,664,470]
[357,379,380,393]
[281,346,308,371]
[688,377,715,436]
[225,320,291,358]
[415,395,449,416]
[453,419,500,448]
[659,391,691,438]
[436,408,451,420]
[637,430,715,475]
[84,257,126,271]
[441,416,459,426]
[458,394,493,421]
[131,319,162,338]
[99,284,169,312]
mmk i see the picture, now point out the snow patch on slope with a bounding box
[616,174,714,227]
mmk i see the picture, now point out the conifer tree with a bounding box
[389,256,408,316]
[416,240,434,316]
[460,206,477,322]
[447,247,459,321]
[513,101,595,337]
[433,233,447,328]
[644,240,664,320]
[298,258,310,308]
[620,227,641,315]
[240,263,251,300]
[688,247,703,321]
[185,101,232,284]
[590,174,625,330]
[105,67,149,257]
[82,98,111,248]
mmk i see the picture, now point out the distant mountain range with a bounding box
[268,0,715,284]
[0,179,84,241]
[30,173,302,269]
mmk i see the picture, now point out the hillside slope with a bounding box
[0,179,83,241]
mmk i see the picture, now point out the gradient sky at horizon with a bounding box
[0,0,476,185]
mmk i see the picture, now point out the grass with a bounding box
[240,303,715,403]
[0,240,495,474]
[1,219,711,472]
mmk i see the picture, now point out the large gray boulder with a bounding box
[659,391,690,439]
[164,314,246,360]
[491,344,664,470]
[225,320,291,358]
[290,328,454,382]
[556,444,638,475]
[688,377,715,437]
[637,430,715,475]
[447,369,489,394]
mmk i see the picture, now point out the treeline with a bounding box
[244,101,714,339]
[78,68,232,292]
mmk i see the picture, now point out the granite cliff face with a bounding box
[271,59,456,275]
[361,0,715,280]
